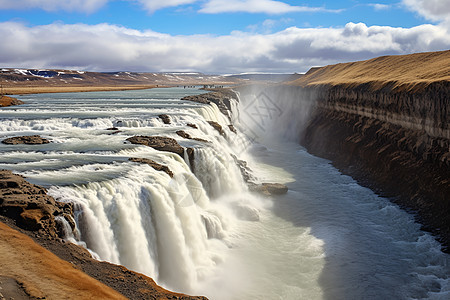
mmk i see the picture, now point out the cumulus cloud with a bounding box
[402,0,450,22]
[0,0,108,13]
[199,0,339,14]
[0,21,449,73]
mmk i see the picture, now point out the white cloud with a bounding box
[403,0,450,22]
[368,3,391,11]
[0,0,108,13]
[0,21,448,73]
[135,0,198,13]
[199,0,340,14]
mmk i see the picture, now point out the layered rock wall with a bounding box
[291,82,449,251]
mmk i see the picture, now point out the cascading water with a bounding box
[0,87,448,299]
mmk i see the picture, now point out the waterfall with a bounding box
[35,89,260,293]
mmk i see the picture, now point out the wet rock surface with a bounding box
[127,136,184,156]
[249,182,288,196]
[207,121,224,135]
[182,88,238,120]
[158,114,171,124]
[2,135,50,145]
[129,157,174,178]
[126,136,196,172]
[228,124,237,133]
[176,130,209,143]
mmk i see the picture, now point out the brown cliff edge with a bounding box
[281,50,449,252]
[0,170,207,300]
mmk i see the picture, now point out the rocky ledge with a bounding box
[2,135,50,145]
[249,182,288,196]
[159,114,171,124]
[0,170,73,238]
[0,95,24,107]
[126,135,195,170]
[0,169,207,299]
[176,130,209,143]
[129,157,174,178]
[181,88,238,120]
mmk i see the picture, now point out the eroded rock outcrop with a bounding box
[129,157,174,178]
[207,121,225,136]
[249,182,288,196]
[127,136,184,156]
[2,135,50,145]
[0,170,73,238]
[176,130,209,143]
[0,95,24,107]
[182,88,238,120]
[126,136,196,171]
[158,114,171,124]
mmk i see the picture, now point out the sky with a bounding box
[0,0,449,73]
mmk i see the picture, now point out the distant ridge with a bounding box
[289,50,450,90]
[0,69,243,94]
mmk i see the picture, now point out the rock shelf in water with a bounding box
[2,135,50,145]
[129,157,174,178]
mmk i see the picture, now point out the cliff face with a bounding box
[267,51,450,252]
[297,82,449,250]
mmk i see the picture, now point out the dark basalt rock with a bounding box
[106,127,119,131]
[230,154,255,183]
[249,182,288,196]
[158,114,171,125]
[2,135,50,145]
[187,123,198,129]
[176,130,209,143]
[129,158,174,178]
[228,125,237,134]
[126,136,184,156]
[181,89,239,120]
[186,148,195,171]
[0,170,73,238]
[207,121,224,136]
[176,130,192,139]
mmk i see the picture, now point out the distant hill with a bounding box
[0,69,244,94]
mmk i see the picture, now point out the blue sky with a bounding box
[0,1,434,35]
[0,0,449,73]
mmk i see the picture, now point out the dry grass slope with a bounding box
[289,50,450,90]
[0,222,127,299]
